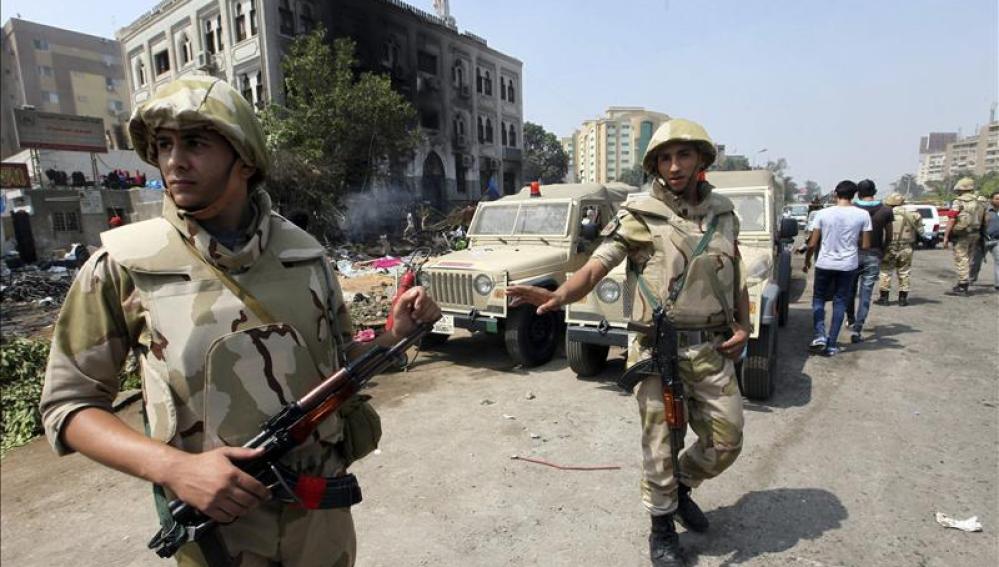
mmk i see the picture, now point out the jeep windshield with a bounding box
[729,193,768,232]
[470,202,571,236]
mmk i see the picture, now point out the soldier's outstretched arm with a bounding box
[507,259,609,315]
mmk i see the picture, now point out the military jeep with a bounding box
[418,182,639,366]
[564,170,797,400]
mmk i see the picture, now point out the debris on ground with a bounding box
[934,512,983,532]
[525,391,536,400]
[1,270,73,304]
[509,455,622,471]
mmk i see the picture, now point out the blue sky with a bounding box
[3,0,996,194]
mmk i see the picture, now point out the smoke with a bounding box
[341,180,422,241]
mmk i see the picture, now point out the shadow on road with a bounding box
[845,322,919,352]
[899,296,940,306]
[685,488,848,566]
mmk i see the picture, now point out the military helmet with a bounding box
[642,118,717,174]
[884,192,905,206]
[953,177,975,192]
[128,77,270,178]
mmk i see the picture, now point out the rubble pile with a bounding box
[347,288,393,327]
[1,271,72,304]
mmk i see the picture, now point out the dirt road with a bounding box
[2,248,996,566]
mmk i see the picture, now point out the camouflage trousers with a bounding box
[952,235,980,284]
[879,245,914,292]
[176,502,356,567]
[632,337,744,515]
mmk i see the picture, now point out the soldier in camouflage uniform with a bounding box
[39,77,440,567]
[508,119,750,567]
[876,193,922,306]
[943,177,987,295]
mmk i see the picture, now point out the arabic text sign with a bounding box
[13,109,108,153]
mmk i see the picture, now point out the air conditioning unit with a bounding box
[196,52,208,68]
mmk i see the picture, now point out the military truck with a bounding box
[418,182,640,366]
[564,170,798,400]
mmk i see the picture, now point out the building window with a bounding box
[500,77,506,101]
[134,59,147,87]
[215,16,224,51]
[250,0,258,36]
[108,100,124,113]
[154,49,171,76]
[453,115,465,140]
[420,110,440,130]
[477,116,484,143]
[507,80,516,103]
[279,0,295,35]
[255,71,264,104]
[205,20,217,54]
[483,70,492,96]
[105,76,116,90]
[42,91,59,104]
[381,37,400,68]
[300,2,315,33]
[475,68,482,93]
[501,121,508,146]
[235,3,247,42]
[417,51,437,75]
[38,65,54,77]
[52,211,80,233]
[240,73,252,102]
[33,38,49,50]
[452,61,464,88]
[485,119,494,143]
[179,34,193,66]
[509,124,516,147]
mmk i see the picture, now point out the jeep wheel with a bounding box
[420,332,450,349]
[566,338,609,377]
[505,306,562,367]
[739,323,777,400]
[777,290,789,327]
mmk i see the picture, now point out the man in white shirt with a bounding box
[803,181,872,355]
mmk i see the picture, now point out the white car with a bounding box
[901,204,941,248]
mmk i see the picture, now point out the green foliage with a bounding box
[922,170,999,204]
[889,173,925,199]
[523,122,568,184]
[765,158,802,203]
[1,338,141,455]
[713,155,751,171]
[617,164,646,187]
[260,27,419,240]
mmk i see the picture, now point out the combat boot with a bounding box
[947,283,969,296]
[650,514,685,567]
[898,291,909,306]
[874,290,890,306]
[676,483,709,533]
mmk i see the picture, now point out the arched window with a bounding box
[235,3,247,42]
[500,77,506,101]
[501,121,508,146]
[507,81,516,103]
[134,59,147,87]
[381,38,400,68]
[240,73,252,102]
[453,114,466,140]
[177,33,192,66]
[250,0,258,36]
[485,119,493,143]
[509,123,516,147]
[476,67,483,93]
[477,116,484,143]
[255,71,264,104]
[452,61,464,88]
[483,71,492,96]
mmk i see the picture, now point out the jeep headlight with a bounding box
[417,271,432,288]
[596,278,622,303]
[474,274,494,295]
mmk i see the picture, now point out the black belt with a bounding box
[269,463,362,510]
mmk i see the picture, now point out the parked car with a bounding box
[564,170,797,400]
[783,203,810,229]
[419,182,640,366]
[902,204,942,248]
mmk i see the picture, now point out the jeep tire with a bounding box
[566,337,609,377]
[739,323,777,400]
[505,306,562,367]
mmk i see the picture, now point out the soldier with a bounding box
[38,77,440,566]
[876,193,922,306]
[942,177,986,295]
[507,119,750,567]
[969,193,989,284]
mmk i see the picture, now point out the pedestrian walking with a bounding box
[942,177,986,295]
[508,119,750,567]
[39,77,441,567]
[876,193,922,305]
[803,181,872,355]
[845,179,893,341]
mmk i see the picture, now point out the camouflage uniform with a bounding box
[950,185,986,285]
[879,194,921,293]
[40,77,360,567]
[591,180,745,516]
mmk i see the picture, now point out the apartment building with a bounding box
[116,0,524,207]
[1,18,130,158]
[916,118,998,185]
[562,107,670,184]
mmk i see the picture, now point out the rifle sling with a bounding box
[180,237,278,324]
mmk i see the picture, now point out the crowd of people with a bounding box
[801,177,997,356]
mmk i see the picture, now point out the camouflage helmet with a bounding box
[953,177,975,192]
[128,77,270,178]
[642,118,717,174]
[884,192,905,206]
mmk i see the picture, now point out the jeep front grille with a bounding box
[429,272,473,307]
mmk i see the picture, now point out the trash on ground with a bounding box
[509,455,621,471]
[502,414,517,420]
[525,391,536,400]
[353,328,377,343]
[935,512,983,532]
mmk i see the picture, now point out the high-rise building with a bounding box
[916,118,998,185]
[1,18,130,158]
[919,132,957,155]
[562,107,670,184]
[116,0,523,207]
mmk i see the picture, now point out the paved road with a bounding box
[2,247,997,566]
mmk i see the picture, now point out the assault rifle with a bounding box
[616,306,685,480]
[147,322,433,560]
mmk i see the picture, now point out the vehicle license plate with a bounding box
[432,314,455,335]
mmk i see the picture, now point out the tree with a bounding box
[618,164,646,187]
[523,122,568,184]
[889,173,925,199]
[712,155,751,171]
[260,27,419,238]
[803,180,822,201]
[765,158,800,202]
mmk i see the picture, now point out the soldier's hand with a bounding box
[163,446,270,523]
[391,286,441,338]
[506,285,560,315]
[717,322,749,360]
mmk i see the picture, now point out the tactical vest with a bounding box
[102,216,347,475]
[623,194,740,331]
[952,194,985,235]
[891,210,920,246]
